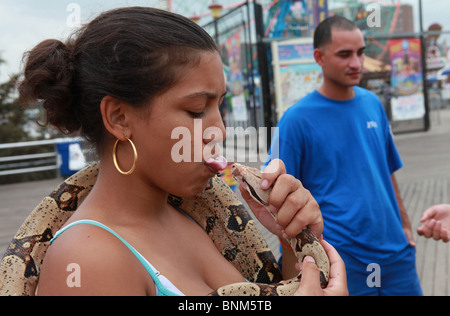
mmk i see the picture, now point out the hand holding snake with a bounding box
[229,160,348,296]
[239,160,324,241]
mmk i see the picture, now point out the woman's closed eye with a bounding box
[188,111,206,118]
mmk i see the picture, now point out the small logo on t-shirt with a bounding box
[367,121,379,129]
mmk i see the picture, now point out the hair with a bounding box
[313,15,358,49]
[18,7,218,151]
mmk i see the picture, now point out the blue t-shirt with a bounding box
[267,86,409,264]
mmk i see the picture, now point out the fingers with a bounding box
[295,241,349,296]
[418,204,450,243]
[421,204,450,223]
[418,219,436,238]
[278,191,322,238]
[404,227,417,247]
[433,222,443,241]
[443,228,450,243]
[321,240,349,296]
[421,206,438,223]
[419,219,437,239]
[418,219,450,242]
[321,240,342,268]
[321,240,346,281]
[261,159,286,189]
[269,174,322,238]
[295,256,323,296]
[262,159,323,239]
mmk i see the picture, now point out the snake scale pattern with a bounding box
[0,163,329,296]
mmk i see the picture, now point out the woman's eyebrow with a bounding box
[185,91,227,99]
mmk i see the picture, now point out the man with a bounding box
[267,16,422,296]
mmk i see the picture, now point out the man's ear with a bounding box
[314,48,325,67]
[100,95,131,140]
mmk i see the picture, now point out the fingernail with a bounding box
[269,205,278,214]
[261,179,269,189]
[304,256,316,264]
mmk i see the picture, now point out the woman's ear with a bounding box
[100,95,131,140]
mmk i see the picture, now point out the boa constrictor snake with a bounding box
[210,164,330,296]
[0,163,329,296]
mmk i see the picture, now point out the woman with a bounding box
[19,7,346,296]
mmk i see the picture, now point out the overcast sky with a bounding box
[1,0,449,83]
[0,0,171,83]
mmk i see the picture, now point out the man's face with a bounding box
[315,28,366,88]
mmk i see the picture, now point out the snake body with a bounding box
[0,163,329,296]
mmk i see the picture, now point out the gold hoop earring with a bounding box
[113,137,138,176]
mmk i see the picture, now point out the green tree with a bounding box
[0,57,58,184]
[0,73,29,144]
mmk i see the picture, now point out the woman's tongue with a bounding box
[205,156,228,173]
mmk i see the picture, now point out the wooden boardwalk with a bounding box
[400,178,449,296]
[393,109,450,296]
[1,109,450,296]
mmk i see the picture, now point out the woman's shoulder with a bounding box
[37,221,151,295]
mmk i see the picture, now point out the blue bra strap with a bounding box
[51,220,180,296]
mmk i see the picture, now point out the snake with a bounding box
[210,163,330,296]
[0,162,329,296]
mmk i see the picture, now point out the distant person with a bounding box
[418,204,450,242]
[267,16,422,296]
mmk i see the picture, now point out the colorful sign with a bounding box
[278,42,315,62]
[225,33,244,96]
[221,163,237,192]
[389,39,426,121]
[279,63,322,113]
[225,33,248,122]
[272,38,323,118]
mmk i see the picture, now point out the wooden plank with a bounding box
[434,237,449,295]
[445,179,450,296]
[418,179,435,295]
[401,178,450,296]
[429,178,450,296]
[440,178,450,296]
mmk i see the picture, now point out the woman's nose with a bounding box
[203,112,226,145]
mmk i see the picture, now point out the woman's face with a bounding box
[130,51,227,197]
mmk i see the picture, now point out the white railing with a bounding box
[0,137,83,177]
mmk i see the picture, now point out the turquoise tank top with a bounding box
[50,220,184,296]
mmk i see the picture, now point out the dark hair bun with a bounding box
[19,39,80,133]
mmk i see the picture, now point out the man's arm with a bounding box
[391,174,416,247]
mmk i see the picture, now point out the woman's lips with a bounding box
[205,156,228,174]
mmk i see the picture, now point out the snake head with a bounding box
[231,163,271,206]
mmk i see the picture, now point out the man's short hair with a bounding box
[314,15,358,49]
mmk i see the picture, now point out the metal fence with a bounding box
[202,2,266,132]
[0,137,86,177]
